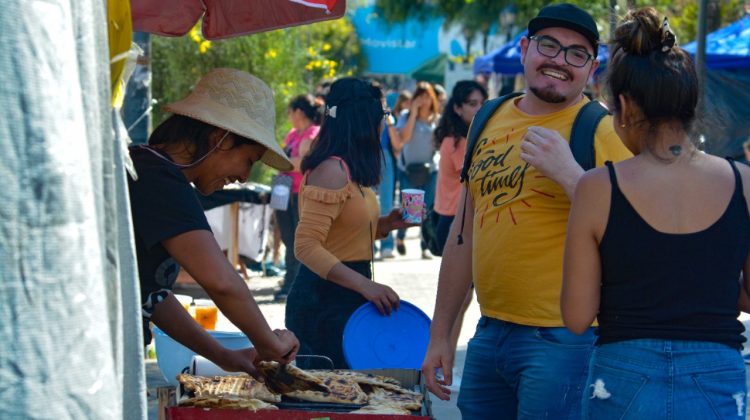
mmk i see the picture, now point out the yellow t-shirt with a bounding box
[467,95,631,326]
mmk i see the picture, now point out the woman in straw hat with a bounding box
[286,78,418,368]
[127,68,299,376]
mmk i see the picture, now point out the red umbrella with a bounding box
[131,0,345,40]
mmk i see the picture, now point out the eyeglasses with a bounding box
[529,35,594,68]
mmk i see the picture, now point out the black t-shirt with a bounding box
[127,146,211,343]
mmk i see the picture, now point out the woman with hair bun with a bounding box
[286,78,417,368]
[561,8,750,418]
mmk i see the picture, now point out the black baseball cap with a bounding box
[528,3,599,57]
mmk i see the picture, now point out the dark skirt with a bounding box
[285,261,370,369]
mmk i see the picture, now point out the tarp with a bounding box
[473,30,608,75]
[1,0,144,418]
[130,0,346,40]
[411,54,448,84]
[683,15,750,70]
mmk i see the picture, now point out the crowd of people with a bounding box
[127,3,750,419]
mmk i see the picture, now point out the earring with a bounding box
[620,123,627,128]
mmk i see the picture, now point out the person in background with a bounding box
[433,80,488,253]
[744,138,750,163]
[286,78,417,368]
[314,79,332,107]
[421,4,632,418]
[434,83,447,113]
[561,9,750,419]
[377,90,412,259]
[395,82,441,259]
[127,68,299,377]
[273,94,321,302]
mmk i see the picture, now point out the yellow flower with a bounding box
[322,43,331,52]
[189,27,202,43]
[286,81,295,87]
[199,41,212,54]
[307,47,317,56]
[313,60,322,68]
[265,48,278,59]
[346,70,353,76]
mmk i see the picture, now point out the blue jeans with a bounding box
[457,317,595,419]
[583,339,746,419]
[377,153,396,252]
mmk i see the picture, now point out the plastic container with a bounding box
[153,326,251,386]
[343,300,431,369]
[174,294,193,313]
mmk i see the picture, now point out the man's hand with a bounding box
[255,329,300,365]
[421,338,454,401]
[520,126,584,199]
[215,347,262,379]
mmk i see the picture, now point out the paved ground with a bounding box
[147,230,473,419]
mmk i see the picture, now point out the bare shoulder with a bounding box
[307,158,349,190]
[575,166,611,199]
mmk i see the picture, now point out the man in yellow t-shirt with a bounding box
[422,4,631,419]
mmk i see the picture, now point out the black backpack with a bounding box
[452,93,609,246]
[459,92,609,182]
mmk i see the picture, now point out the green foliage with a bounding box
[151,18,363,183]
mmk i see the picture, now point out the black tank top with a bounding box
[597,159,750,349]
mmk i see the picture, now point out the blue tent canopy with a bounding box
[683,15,750,70]
[474,30,608,75]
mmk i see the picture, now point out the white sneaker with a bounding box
[381,249,395,258]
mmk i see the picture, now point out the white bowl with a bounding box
[153,326,251,385]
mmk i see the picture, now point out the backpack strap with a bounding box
[460,92,524,183]
[569,100,609,171]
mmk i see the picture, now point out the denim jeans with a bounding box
[457,317,595,419]
[377,153,396,252]
[583,339,747,420]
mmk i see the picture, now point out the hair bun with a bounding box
[660,17,677,52]
[613,7,667,56]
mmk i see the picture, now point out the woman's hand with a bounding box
[358,280,400,315]
[377,208,421,237]
[411,94,429,112]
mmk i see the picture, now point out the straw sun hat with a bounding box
[163,68,293,171]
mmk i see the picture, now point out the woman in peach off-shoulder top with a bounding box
[285,78,417,368]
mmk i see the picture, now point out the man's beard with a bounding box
[529,85,566,103]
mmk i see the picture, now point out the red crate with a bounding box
[167,407,426,419]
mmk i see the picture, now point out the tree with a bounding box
[151,18,364,182]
